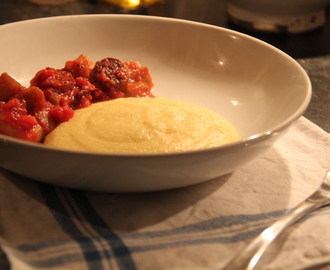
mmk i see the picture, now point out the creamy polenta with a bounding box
[44,97,239,153]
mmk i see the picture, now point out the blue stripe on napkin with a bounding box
[38,183,137,270]
[9,202,329,269]
[38,183,107,270]
[122,210,288,239]
[6,182,328,269]
[67,188,137,270]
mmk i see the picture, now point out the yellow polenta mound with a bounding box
[44,97,239,153]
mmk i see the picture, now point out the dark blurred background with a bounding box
[1,0,330,59]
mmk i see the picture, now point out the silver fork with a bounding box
[223,170,330,270]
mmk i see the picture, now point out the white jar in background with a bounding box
[227,0,330,33]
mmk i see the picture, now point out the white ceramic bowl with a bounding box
[0,15,311,192]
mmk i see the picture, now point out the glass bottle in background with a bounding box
[103,0,163,10]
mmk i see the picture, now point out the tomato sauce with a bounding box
[0,55,154,142]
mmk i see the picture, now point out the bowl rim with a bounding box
[0,14,312,157]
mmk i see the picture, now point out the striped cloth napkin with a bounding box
[0,116,329,270]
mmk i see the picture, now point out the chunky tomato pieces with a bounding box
[0,55,154,142]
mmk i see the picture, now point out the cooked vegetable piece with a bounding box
[64,54,94,78]
[0,73,25,102]
[0,99,44,142]
[125,61,154,97]
[15,86,47,114]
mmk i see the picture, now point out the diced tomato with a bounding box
[1,98,27,122]
[0,98,44,142]
[16,115,39,130]
[49,106,75,123]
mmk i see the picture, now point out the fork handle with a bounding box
[222,192,330,270]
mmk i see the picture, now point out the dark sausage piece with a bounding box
[31,68,75,93]
[91,58,128,94]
